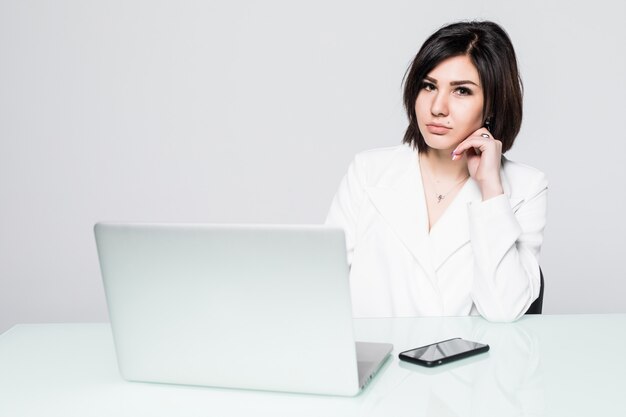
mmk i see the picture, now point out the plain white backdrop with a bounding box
[1,0,625,333]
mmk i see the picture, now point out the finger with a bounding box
[451,137,501,161]
[452,137,493,156]
[470,127,493,138]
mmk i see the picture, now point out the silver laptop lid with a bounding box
[94,223,363,396]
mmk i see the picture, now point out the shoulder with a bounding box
[351,144,416,187]
[501,157,548,199]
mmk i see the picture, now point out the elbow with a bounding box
[475,299,527,323]
[481,309,524,323]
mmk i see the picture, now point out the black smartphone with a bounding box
[398,337,489,367]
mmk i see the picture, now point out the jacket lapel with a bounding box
[428,178,479,270]
[364,149,437,277]
[429,160,524,271]
[364,150,524,275]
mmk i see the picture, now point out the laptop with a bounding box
[94,223,392,396]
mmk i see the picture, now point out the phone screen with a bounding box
[401,338,487,362]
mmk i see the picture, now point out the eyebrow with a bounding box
[424,76,480,87]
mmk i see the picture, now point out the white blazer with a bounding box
[325,145,548,322]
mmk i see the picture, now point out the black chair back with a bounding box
[525,268,544,314]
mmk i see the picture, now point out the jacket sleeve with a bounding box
[324,156,367,266]
[467,172,548,322]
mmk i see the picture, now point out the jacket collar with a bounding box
[365,146,522,274]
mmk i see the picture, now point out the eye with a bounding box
[454,86,473,96]
[421,81,436,92]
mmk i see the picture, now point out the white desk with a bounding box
[1,315,625,416]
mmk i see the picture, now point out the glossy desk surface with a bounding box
[1,315,625,416]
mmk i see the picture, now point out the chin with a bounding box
[423,137,458,152]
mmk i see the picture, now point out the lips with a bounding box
[426,123,451,135]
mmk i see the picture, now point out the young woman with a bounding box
[326,21,547,322]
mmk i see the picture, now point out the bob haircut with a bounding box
[402,21,523,153]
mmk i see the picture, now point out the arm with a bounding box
[453,128,548,321]
[467,172,548,322]
[325,156,367,266]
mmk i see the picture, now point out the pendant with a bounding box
[437,194,444,203]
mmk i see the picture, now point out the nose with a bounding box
[430,91,448,117]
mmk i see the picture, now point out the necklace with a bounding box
[420,155,469,204]
[432,177,468,203]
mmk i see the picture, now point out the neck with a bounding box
[420,148,469,181]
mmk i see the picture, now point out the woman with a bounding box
[326,21,547,322]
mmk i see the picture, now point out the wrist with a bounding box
[479,180,504,201]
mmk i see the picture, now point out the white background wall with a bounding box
[1,0,625,333]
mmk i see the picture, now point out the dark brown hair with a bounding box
[402,21,523,153]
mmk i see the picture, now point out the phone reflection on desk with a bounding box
[361,318,545,417]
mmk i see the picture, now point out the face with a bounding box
[415,55,484,152]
